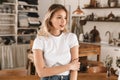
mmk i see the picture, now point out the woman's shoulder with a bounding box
[34,35,45,41]
[64,32,77,37]
[36,35,44,39]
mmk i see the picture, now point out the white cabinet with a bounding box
[0,0,17,45]
[0,0,40,45]
[100,45,120,70]
[0,44,29,69]
[17,1,40,44]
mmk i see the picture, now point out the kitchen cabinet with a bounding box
[100,45,120,70]
[79,42,101,61]
[0,44,29,69]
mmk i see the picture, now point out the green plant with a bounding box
[104,55,113,69]
[116,57,120,68]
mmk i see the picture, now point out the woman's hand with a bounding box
[69,58,80,71]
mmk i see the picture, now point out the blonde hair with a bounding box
[38,4,69,37]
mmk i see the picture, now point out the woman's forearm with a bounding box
[70,70,78,80]
[36,64,71,77]
[35,59,79,77]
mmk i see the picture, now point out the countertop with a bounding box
[79,41,120,49]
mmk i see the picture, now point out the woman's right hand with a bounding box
[69,59,80,71]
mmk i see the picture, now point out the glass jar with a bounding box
[108,0,118,7]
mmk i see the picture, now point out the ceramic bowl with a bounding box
[87,66,107,73]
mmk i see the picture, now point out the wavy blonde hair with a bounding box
[38,4,69,37]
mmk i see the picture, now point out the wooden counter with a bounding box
[0,73,117,80]
[79,43,101,61]
[0,75,39,80]
[78,73,117,80]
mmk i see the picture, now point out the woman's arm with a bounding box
[32,49,80,77]
[70,45,79,80]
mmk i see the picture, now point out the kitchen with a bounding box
[0,0,120,80]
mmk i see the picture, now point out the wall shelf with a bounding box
[0,13,16,16]
[18,34,36,36]
[18,4,38,7]
[0,24,15,26]
[0,34,16,36]
[18,27,38,29]
[86,20,120,22]
[83,7,120,9]
[18,10,38,13]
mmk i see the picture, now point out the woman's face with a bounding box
[50,9,67,31]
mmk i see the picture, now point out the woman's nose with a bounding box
[61,18,66,23]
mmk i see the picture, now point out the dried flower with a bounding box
[116,57,120,68]
[104,55,113,69]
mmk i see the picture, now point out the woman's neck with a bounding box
[50,30,62,36]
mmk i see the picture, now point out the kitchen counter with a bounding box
[79,42,101,61]
[79,41,120,49]
[0,73,117,80]
[80,42,120,70]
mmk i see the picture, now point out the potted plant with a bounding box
[116,57,120,80]
[104,55,113,78]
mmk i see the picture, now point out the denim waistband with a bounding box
[41,75,70,80]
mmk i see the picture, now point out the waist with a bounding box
[41,75,69,80]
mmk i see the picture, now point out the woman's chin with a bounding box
[60,27,65,31]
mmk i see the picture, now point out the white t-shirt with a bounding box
[32,32,79,75]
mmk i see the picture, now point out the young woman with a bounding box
[32,4,80,80]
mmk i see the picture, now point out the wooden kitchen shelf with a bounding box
[83,7,120,9]
[86,20,120,22]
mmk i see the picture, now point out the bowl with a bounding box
[87,66,107,73]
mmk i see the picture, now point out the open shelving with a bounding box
[0,0,40,45]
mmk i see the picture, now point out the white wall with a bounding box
[38,0,120,43]
[38,0,52,21]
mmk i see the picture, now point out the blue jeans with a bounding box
[41,75,70,80]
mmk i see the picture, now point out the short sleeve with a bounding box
[32,36,44,51]
[69,33,79,48]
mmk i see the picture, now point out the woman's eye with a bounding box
[65,17,67,19]
[57,17,61,19]
[56,16,67,20]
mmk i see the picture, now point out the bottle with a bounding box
[108,0,118,7]
[90,0,97,7]
[90,26,101,42]
[79,33,84,42]
[119,33,120,39]
[83,32,89,42]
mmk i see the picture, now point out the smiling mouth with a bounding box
[60,25,64,28]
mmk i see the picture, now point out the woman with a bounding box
[32,4,80,80]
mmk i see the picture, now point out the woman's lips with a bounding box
[60,25,64,27]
